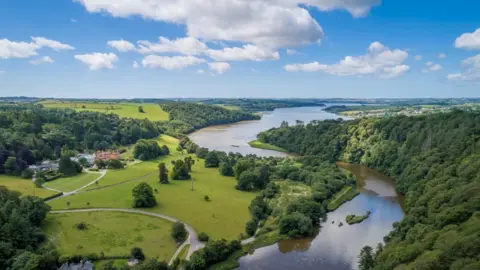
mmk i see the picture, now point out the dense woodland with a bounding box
[0,106,161,176]
[201,99,324,112]
[160,102,260,129]
[257,110,480,269]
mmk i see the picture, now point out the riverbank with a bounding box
[248,140,289,153]
[327,186,359,211]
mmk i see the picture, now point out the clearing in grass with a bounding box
[44,172,102,193]
[0,175,57,198]
[48,159,257,240]
[41,101,169,121]
[42,211,177,261]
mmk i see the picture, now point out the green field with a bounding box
[44,172,102,192]
[0,175,57,198]
[48,158,257,240]
[41,101,169,121]
[42,212,177,261]
[327,186,359,211]
[248,140,289,153]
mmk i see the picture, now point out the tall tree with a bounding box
[132,182,157,208]
[358,246,375,270]
[158,162,168,184]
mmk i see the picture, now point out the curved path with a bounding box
[49,208,204,263]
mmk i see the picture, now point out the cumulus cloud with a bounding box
[197,69,205,74]
[133,61,140,69]
[29,56,54,65]
[447,54,480,82]
[142,55,206,70]
[284,41,409,78]
[438,53,446,59]
[138,36,207,55]
[455,28,480,50]
[0,39,40,59]
[422,62,442,73]
[1,37,74,60]
[286,49,301,55]
[74,0,380,48]
[108,39,136,52]
[206,45,279,61]
[74,53,119,70]
[425,61,433,66]
[31,37,74,51]
[208,62,231,74]
[415,55,422,61]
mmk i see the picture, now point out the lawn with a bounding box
[44,172,102,192]
[248,140,289,153]
[0,175,57,198]
[42,211,177,261]
[41,101,169,121]
[48,159,257,240]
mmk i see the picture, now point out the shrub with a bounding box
[245,220,257,236]
[130,247,145,261]
[197,232,209,242]
[21,169,34,179]
[75,221,88,230]
[204,195,210,201]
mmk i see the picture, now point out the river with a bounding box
[189,106,404,270]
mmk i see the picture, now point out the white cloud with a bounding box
[0,39,40,59]
[206,45,279,61]
[71,18,78,23]
[455,28,480,50]
[438,53,446,59]
[196,69,205,74]
[29,56,54,65]
[447,54,480,81]
[74,52,119,70]
[415,55,422,61]
[208,62,231,74]
[284,41,409,78]
[133,61,140,69]
[422,63,442,73]
[138,36,207,55]
[31,37,74,51]
[142,55,205,70]
[286,49,301,55]
[108,39,136,52]
[74,0,379,48]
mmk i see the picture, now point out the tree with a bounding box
[17,148,35,165]
[107,159,124,169]
[204,152,220,168]
[133,139,163,161]
[131,247,145,260]
[278,212,313,237]
[94,159,107,169]
[21,169,34,179]
[171,222,188,243]
[198,232,209,242]
[138,106,145,113]
[184,156,195,171]
[161,145,170,155]
[245,220,257,236]
[236,171,258,191]
[4,157,19,175]
[78,157,89,167]
[358,246,375,270]
[158,162,168,184]
[195,147,209,159]
[171,160,190,180]
[219,162,234,176]
[58,155,81,176]
[132,182,157,208]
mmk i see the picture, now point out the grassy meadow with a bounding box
[327,186,359,211]
[40,101,169,121]
[42,211,177,260]
[44,172,101,192]
[0,175,57,198]
[49,158,256,240]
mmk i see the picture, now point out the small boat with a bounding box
[231,145,240,148]
[338,222,344,227]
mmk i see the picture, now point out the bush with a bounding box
[197,232,209,242]
[245,220,257,236]
[219,162,234,176]
[204,195,210,201]
[171,222,188,243]
[75,221,88,230]
[130,247,145,261]
[21,168,34,179]
[204,152,220,168]
[107,159,124,169]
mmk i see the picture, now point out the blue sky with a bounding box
[0,0,479,98]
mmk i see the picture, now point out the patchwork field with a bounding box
[44,172,102,192]
[0,175,57,198]
[40,101,169,121]
[42,211,177,260]
[48,158,257,240]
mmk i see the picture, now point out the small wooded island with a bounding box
[346,211,371,225]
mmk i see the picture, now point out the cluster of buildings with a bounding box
[28,150,121,172]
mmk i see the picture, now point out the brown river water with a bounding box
[189,106,404,270]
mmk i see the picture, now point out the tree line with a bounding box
[256,110,480,269]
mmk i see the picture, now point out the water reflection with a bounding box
[238,163,404,270]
